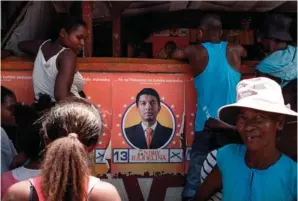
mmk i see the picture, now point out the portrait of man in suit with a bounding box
[124,88,173,149]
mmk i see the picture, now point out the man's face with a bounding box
[1,95,17,125]
[165,44,176,55]
[260,38,273,52]
[137,95,161,123]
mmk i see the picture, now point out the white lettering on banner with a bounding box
[83,77,111,82]
[1,75,32,81]
[129,149,169,163]
[113,149,184,163]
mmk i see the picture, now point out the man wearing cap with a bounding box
[256,14,297,89]
[169,14,247,200]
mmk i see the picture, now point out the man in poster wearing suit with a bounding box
[124,88,173,149]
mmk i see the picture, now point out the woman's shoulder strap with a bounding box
[88,176,101,194]
[40,39,51,49]
[29,177,43,201]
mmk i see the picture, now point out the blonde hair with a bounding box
[39,97,102,201]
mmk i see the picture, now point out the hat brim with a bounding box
[218,100,298,126]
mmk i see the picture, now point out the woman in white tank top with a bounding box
[18,16,87,103]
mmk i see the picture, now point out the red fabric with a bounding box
[30,176,100,200]
[1,171,18,198]
[145,128,153,148]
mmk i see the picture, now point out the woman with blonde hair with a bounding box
[3,97,121,201]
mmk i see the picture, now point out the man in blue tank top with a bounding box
[170,14,247,200]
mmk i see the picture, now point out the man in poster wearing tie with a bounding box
[124,88,173,149]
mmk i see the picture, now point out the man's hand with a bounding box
[204,118,235,131]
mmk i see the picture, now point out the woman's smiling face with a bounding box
[236,108,284,151]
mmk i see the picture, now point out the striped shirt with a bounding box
[200,149,222,201]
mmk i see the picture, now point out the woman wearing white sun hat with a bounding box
[196,77,297,201]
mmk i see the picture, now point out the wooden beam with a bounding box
[82,1,93,57]
[110,1,131,19]
[112,16,121,57]
[1,56,258,75]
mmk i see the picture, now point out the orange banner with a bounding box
[1,71,34,104]
[111,74,186,176]
[184,75,197,173]
[1,71,198,176]
[82,73,113,177]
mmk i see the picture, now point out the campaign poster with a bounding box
[82,73,113,177]
[184,75,197,173]
[1,71,34,104]
[111,74,185,176]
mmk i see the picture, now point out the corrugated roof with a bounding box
[93,1,297,20]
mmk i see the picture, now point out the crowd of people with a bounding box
[1,13,297,201]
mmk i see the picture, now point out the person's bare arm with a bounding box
[172,45,208,77]
[195,166,222,201]
[2,181,30,201]
[171,46,194,61]
[54,49,77,101]
[227,44,247,72]
[204,118,236,132]
[18,40,45,56]
[89,181,122,201]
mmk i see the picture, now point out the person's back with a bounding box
[193,41,241,131]
[3,97,121,201]
[256,14,297,88]
[170,14,246,200]
[33,40,84,101]
[18,16,87,102]
[1,104,41,198]
[1,127,17,174]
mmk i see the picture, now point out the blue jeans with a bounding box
[182,130,211,198]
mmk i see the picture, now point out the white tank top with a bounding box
[33,39,85,101]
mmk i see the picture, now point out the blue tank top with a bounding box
[217,144,297,201]
[194,41,241,131]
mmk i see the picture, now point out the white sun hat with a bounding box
[218,77,297,126]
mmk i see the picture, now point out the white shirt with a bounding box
[200,149,222,201]
[141,121,157,137]
[12,166,41,181]
[33,39,85,101]
[1,127,17,174]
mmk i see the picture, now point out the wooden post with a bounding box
[112,16,121,57]
[82,1,93,57]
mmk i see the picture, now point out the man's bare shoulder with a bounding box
[227,43,243,51]
[227,43,245,52]
[227,43,247,57]
[186,44,207,56]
